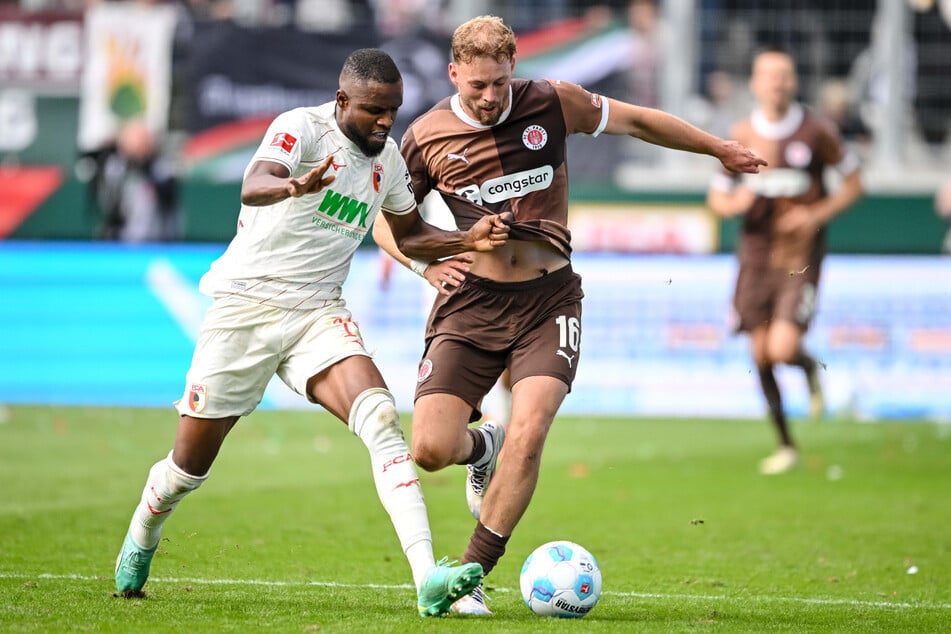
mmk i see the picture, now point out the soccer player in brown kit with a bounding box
[707,49,862,475]
[373,15,766,614]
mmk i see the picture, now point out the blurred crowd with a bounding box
[4,0,950,242]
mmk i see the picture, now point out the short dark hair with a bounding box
[341,48,402,85]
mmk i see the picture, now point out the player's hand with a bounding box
[718,141,768,174]
[286,155,336,198]
[467,212,513,251]
[424,256,474,295]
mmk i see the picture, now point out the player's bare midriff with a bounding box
[467,239,569,282]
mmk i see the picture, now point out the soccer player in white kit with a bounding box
[113,48,511,617]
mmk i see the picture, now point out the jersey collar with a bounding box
[322,101,363,155]
[450,85,514,129]
[751,102,804,140]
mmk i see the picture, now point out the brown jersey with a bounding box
[400,78,607,258]
[727,104,847,272]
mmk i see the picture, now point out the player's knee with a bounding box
[155,452,208,498]
[766,342,797,365]
[349,388,404,448]
[410,436,452,472]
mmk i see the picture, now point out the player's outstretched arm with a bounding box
[240,155,336,206]
[706,183,757,218]
[603,100,767,174]
[380,209,511,262]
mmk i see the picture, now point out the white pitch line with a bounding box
[2,573,949,610]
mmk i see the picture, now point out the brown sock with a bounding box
[790,349,817,374]
[758,365,793,447]
[462,522,509,576]
[460,427,486,465]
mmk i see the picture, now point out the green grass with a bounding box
[1,405,949,632]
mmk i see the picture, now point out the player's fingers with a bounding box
[316,154,334,174]
[444,260,471,273]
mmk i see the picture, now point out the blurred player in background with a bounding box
[373,15,766,615]
[935,177,951,254]
[707,49,863,475]
[113,48,513,616]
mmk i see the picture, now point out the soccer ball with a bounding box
[519,540,602,618]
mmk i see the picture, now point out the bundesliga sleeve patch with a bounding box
[270,132,297,153]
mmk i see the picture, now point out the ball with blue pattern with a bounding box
[519,540,602,617]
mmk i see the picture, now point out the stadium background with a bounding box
[1,0,949,419]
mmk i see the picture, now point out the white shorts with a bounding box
[175,296,370,418]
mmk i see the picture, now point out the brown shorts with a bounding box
[733,262,821,333]
[415,265,584,421]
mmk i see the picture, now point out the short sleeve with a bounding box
[551,80,610,137]
[400,126,433,205]
[381,145,416,215]
[250,110,304,173]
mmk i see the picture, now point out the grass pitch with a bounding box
[1,405,949,632]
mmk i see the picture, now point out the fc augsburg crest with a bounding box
[188,383,208,413]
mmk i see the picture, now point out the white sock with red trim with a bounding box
[349,388,434,589]
[128,451,208,549]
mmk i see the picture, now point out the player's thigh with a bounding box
[177,299,282,419]
[766,319,803,364]
[305,355,387,423]
[277,303,376,416]
[415,337,505,423]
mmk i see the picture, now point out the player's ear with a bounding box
[336,89,349,109]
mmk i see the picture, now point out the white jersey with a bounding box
[200,102,416,308]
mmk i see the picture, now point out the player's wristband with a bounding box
[410,259,430,278]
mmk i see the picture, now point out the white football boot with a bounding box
[450,583,492,616]
[759,446,799,475]
[466,420,506,520]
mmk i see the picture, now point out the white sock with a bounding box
[495,385,512,426]
[349,388,434,590]
[128,451,208,550]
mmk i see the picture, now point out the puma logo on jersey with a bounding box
[447,147,470,164]
[556,349,575,368]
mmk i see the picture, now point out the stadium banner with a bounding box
[0,8,85,237]
[1,243,949,421]
[186,22,378,134]
[569,202,717,254]
[0,8,83,93]
[77,1,176,151]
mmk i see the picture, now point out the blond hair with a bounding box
[451,15,517,64]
